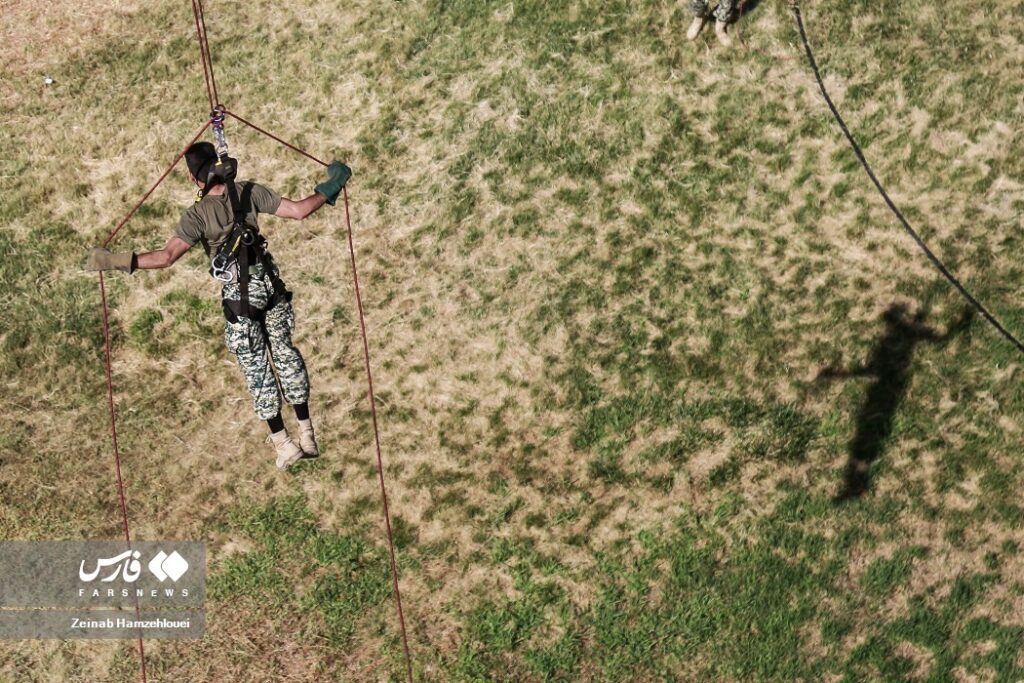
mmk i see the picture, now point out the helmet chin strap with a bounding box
[198,158,237,199]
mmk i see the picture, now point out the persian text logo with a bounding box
[79,550,189,584]
[79,550,142,583]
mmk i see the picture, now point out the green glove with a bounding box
[87,247,136,273]
[315,160,352,206]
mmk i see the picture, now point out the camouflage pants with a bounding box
[690,0,735,22]
[222,263,310,420]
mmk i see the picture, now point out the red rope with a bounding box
[99,2,412,677]
[341,186,415,682]
[101,109,413,678]
[190,0,215,110]
[93,15,218,683]
[98,272,148,683]
[103,120,211,247]
[210,114,414,675]
[195,0,219,106]
[223,109,328,167]
[98,117,213,681]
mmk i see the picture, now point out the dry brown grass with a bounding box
[4,0,1024,680]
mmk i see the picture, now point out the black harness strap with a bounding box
[219,179,291,323]
[226,180,253,318]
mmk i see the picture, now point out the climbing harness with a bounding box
[203,111,292,322]
[96,2,415,682]
[790,0,1024,355]
[209,183,293,323]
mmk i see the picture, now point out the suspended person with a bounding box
[86,142,351,470]
[686,0,735,46]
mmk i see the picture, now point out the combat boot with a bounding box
[715,19,733,46]
[297,419,319,459]
[268,430,303,470]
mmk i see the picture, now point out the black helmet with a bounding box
[185,142,237,194]
[185,142,217,180]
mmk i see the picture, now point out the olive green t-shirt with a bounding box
[175,181,282,256]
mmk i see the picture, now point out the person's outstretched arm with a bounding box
[136,236,192,270]
[274,161,352,221]
[86,237,191,274]
[275,193,327,220]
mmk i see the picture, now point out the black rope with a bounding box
[791,0,1024,355]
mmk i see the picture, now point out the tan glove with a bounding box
[86,248,135,273]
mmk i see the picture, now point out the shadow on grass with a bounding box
[817,303,974,502]
[736,0,764,19]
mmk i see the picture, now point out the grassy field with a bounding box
[3,0,1024,680]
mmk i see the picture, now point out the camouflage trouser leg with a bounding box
[690,0,735,22]
[263,298,310,408]
[223,265,310,421]
[225,313,281,420]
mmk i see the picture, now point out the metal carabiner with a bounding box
[210,253,235,283]
[210,105,228,158]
